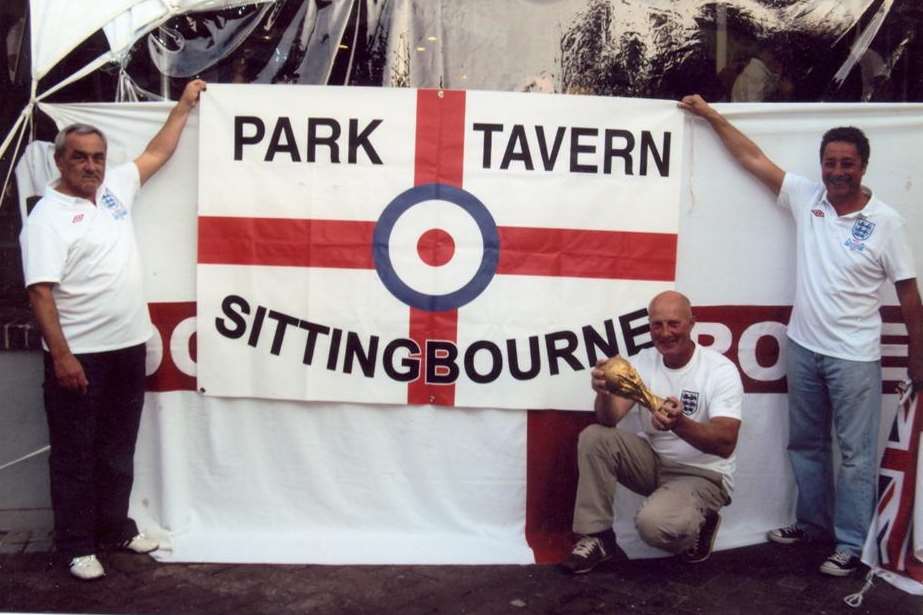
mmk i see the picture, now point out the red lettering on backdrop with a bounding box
[693,305,790,394]
[146,301,196,392]
[146,304,910,396]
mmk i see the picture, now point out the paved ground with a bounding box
[1,529,920,615]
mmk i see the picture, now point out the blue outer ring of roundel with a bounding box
[373,183,499,312]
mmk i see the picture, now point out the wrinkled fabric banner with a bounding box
[33,100,922,564]
[196,84,683,409]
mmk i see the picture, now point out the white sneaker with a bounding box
[120,533,159,554]
[69,554,105,581]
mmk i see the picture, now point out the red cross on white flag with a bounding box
[196,84,682,409]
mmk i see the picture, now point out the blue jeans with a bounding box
[43,344,146,559]
[785,338,881,556]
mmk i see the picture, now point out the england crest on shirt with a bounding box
[680,390,700,416]
[851,217,876,241]
[100,189,128,220]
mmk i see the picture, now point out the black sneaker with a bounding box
[560,535,614,574]
[683,510,721,563]
[819,551,860,577]
[767,524,808,545]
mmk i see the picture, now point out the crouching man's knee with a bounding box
[635,502,700,554]
[577,423,611,455]
[577,423,632,457]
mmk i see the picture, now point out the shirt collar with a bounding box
[820,185,875,218]
[46,178,103,207]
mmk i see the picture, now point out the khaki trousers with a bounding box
[573,424,730,554]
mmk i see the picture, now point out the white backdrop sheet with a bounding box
[35,97,923,564]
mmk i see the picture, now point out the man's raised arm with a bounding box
[134,79,207,185]
[679,94,785,196]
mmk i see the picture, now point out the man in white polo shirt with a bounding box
[679,94,923,577]
[19,80,206,581]
[560,291,743,574]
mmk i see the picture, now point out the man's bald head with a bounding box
[648,290,693,321]
[648,290,696,368]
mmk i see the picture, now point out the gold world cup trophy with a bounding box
[599,356,669,418]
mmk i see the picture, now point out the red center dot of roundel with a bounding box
[417,228,455,267]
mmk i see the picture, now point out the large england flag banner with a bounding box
[196,85,683,409]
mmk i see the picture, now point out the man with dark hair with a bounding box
[561,291,743,574]
[19,80,206,580]
[679,94,923,576]
[819,126,869,167]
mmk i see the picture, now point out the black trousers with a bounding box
[43,343,146,559]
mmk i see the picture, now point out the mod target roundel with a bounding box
[373,183,499,312]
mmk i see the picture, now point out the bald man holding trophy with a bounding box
[560,291,744,574]
[599,355,669,417]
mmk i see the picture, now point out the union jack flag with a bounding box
[863,384,923,592]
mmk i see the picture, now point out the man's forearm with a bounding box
[28,286,71,359]
[594,391,630,427]
[136,79,206,184]
[671,416,739,459]
[896,279,923,388]
[679,94,784,194]
[699,107,766,169]
[143,99,196,166]
[907,316,923,388]
[28,285,88,392]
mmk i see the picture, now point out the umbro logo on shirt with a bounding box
[72,214,84,224]
[811,209,824,217]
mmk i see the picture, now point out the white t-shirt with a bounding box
[779,173,916,361]
[20,163,153,353]
[631,345,744,493]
